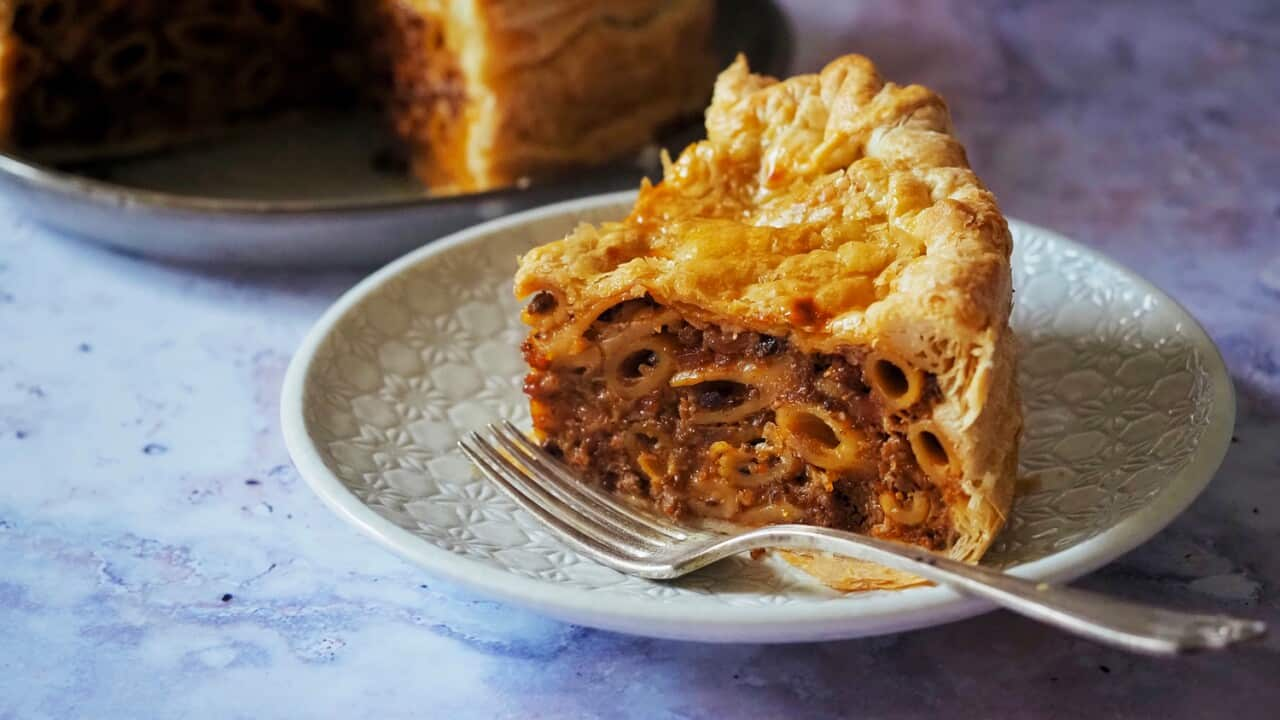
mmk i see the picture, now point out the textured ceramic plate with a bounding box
[0,0,789,268]
[281,192,1234,643]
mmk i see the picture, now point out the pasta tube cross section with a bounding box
[515,54,1021,591]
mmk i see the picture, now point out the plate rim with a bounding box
[280,191,1235,642]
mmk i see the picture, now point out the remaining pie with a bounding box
[0,0,716,194]
[515,54,1020,590]
[376,0,716,193]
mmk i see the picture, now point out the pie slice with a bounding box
[514,54,1020,590]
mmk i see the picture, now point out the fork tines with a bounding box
[458,422,692,571]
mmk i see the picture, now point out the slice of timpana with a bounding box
[514,54,1020,590]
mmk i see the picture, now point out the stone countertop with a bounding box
[2,1,1278,717]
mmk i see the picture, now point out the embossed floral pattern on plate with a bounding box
[282,192,1233,642]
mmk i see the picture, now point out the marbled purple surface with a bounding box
[2,1,1278,717]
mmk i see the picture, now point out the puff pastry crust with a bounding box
[516,54,1020,590]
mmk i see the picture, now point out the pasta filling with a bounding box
[524,297,961,550]
[6,0,371,150]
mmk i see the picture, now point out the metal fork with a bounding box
[459,422,1265,655]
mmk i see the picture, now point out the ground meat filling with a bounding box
[8,1,368,149]
[524,299,957,550]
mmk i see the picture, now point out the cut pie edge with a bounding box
[782,356,1020,591]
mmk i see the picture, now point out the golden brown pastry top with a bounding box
[516,55,1011,375]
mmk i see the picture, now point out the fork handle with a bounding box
[705,526,1265,655]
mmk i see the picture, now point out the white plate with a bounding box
[281,192,1234,643]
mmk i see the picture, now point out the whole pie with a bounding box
[0,0,715,194]
[515,54,1020,590]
